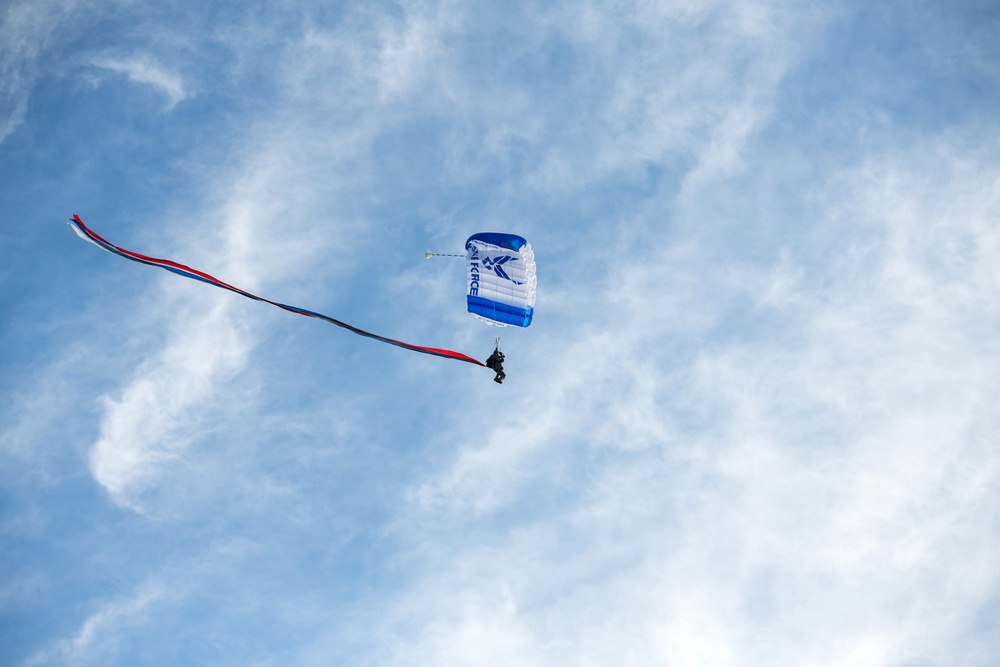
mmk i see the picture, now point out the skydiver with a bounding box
[485,347,506,384]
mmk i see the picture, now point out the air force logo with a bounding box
[482,255,522,284]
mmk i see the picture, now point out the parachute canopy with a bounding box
[466,233,536,327]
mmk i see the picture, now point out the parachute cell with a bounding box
[466,233,536,327]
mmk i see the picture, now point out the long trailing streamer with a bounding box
[69,214,486,367]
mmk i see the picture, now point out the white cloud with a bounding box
[370,124,1000,665]
[88,296,251,510]
[21,583,163,667]
[90,54,188,109]
[8,1,1000,664]
[0,0,85,144]
[374,11,441,101]
[82,29,387,513]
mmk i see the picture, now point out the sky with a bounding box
[1,0,999,665]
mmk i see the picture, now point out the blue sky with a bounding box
[2,0,999,665]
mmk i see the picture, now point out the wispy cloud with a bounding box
[373,128,1000,664]
[88,297,251,511]
[81,29,389,513]
[89,54,188,109]
[21,583,163,667]
[5,0,1000,664]
[0,0,85,145]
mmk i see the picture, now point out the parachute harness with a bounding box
[485,337,506,384]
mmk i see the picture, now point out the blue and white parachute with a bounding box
[466,233,536,327]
